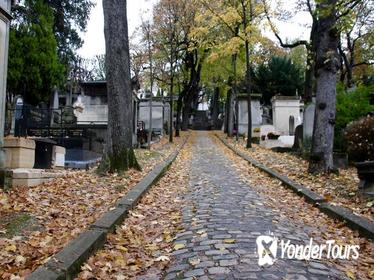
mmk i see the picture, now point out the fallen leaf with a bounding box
[174,244,186,250]
[155,256,170,262]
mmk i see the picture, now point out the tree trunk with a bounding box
[211,87,219,129]
[304,49,315,103]
[242,0,253,148]
[309,0,340,174]
[228,88,235,137]
[182,94,192,130]
[102,0,140,173]
[224,91,230,134]
[169,75,174,143]
[175,94,183,137]
[303,20,318,103]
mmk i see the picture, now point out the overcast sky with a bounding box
[78,0,156,58]
[78,0,312,58]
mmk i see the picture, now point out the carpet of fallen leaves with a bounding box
[77,135,193,280]
[0,132,188,279]
[218,132,373,222]
[213,135,374,280]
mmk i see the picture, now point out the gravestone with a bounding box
[289,116,295,135]
[303,99,316,150]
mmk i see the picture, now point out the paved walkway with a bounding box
[165,132,347,280]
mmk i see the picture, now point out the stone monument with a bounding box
[0,0,12,187]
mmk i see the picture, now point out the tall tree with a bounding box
[7,0,64,105]
[240,0,253,148]
[262,0,317,103]
[309,0,361,173]
[338,0,374,87]
[102,0,140,172]
[43,0,95,66]
[254,56,304,105]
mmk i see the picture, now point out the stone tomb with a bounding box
[271,96,303,135]
[237,94,262,136]
[3,137,65,187]
[138,100,167,135]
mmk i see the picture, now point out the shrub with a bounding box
[344,115,374,162]
[335,84,374,150]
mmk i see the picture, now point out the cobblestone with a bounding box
[166,132,348,280]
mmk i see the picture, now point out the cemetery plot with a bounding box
[0,132,188,279]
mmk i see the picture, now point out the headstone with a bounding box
[303,98,316,150]
[292,124,303,151]
[289,116,295,135]
[52,146,66,168]
[11,96,23,136]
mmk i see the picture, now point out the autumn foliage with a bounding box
[344,115,374,162]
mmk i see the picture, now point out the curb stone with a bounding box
[27,137,188,280]
[216,134,374,241]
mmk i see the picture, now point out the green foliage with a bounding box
[335,84,374,150]
[43,0,95,65]
[254,56,304,105]
[344,115,374,162]
[7,0,65,105]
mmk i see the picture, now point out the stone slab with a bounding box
[10,169,61,187]
[4,137,35,149]
[318,203,374,240]
[26,229,106,280]
[26,266,64,280]
[91,207,129,232]
[4,137,35,169]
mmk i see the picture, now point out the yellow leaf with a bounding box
[115,245,128,252]
[224,239,236,244]
[5,244,17,252]
[346,270,355,279]
[174,244,186,250]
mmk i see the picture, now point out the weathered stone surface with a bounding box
[26,266,64,280]
[91,207,129,232]
[4,137,35,169]
[166,132,348,280]
[319,203,374,239]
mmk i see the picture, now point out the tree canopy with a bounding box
[7,0,65,105]
[254,56,304,105]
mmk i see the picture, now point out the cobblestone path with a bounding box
[165,132,347,280]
